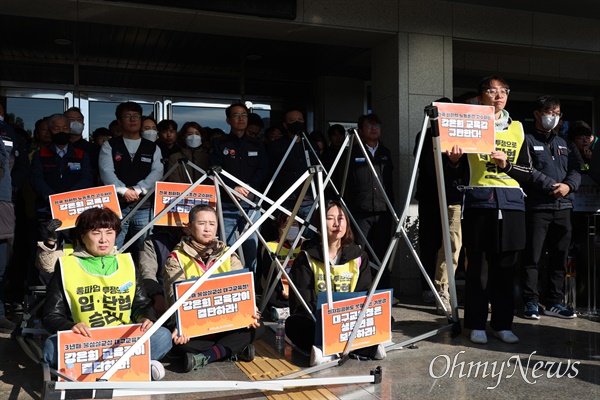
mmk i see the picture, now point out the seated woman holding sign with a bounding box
[162,204,263,373]
[285,200,386,366]
[41,208,174,380]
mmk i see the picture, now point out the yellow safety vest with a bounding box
[266,241,301,296]
[307,253,361,294]
[467,121,524,187]
[173,249,232,279]
[60,253,136,328]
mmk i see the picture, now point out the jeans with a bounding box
[117,206,152,258]
[42,326,173,368]
[221,203,260,273]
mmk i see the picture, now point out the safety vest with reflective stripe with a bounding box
[467,121,524,187]
[60,253,136,327]
[172,249,232,279]
[306,253,360,294]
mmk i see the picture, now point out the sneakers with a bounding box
[470,330,488,344]
[544,303,576,319]
[524,302,540,320]
[184,352,210,372]
[0,317,16,332]
[230,344,255,362]
[436,292,451,315]
[150,360,165,381]
[492,330,519,344]
[422,290,435,304]
[310,345,338,366]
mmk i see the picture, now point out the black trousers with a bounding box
[417,201,442,290]
[521,209,572,305]
[174,323,264,358]
[353,211,393,290]
[464,249,518,331]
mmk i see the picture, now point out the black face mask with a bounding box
[287,121,306,135]
[51,131,70,146]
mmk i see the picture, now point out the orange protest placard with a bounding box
[49,185,121,230]
[174,271,256,338]
[57,324,150,382]
[320,291,391,356]
[433,102,496,153]
[153,182,217,226]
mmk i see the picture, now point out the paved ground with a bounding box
[1,297,599,400]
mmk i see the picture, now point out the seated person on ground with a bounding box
[285,200,385,365]
[162,204,263,372]
[40,208,176,380]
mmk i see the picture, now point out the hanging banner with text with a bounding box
[153,182,217,226]
[433,102,496,153]
[319,290,392,356]
[174,270,256,338]
[57,324,150,382]
[49,185,121,231]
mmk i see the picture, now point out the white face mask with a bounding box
[70,120,84,135]
[141,129,158,141]
[185,134,202,148]
[541,115,560,131]
[285,226,300,242]
[0,115,4,122]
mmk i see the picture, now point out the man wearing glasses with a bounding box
[99,101,163,258]
[345,113,395,291]
[521,96,580,320]
[210,103,268,274]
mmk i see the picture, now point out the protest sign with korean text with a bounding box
[573,174,600,213]
[153,182,217,226]
[57,324,150,382]
[50,185,121,230]
[320,290,392,356]
[433,102,496,153]
[174,270,256,338]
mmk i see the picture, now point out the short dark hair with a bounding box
[188,204,217,224]
[115,102,142,120]
[357,113,381,129]
[178,121,204,144]
[477,76,509,96]
[157,119,178,132]
[141,116,157,127]
[225,103,249,119]
[247,113,264,128]
[92,127,112,141]
[327,124,345,138]
[71,208,122,247]
[567,120,592,141]
[534,95,561,113]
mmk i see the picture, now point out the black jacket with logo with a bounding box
[523,129,581,210]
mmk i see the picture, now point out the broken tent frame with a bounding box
[41,161,381,399]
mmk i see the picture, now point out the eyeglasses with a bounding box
[366,123,382,129]
[232,113,248,119]
[540,111,563,118]
[485,88,510,97]
[121,114,141,120]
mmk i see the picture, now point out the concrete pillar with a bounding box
[371,32,453,296]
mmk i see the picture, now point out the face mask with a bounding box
[285,226,300,242]
[70,121,84,135]
[287,121,306,135]
[541,115,560,131]
[0,115,3,122]
[185,134,202,148]
[141,129,158,142]
[51,131,70,146]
